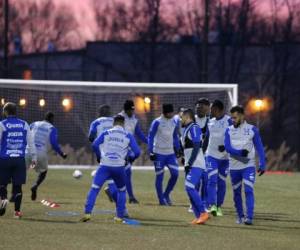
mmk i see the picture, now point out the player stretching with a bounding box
[206,100,232,216]
[181,109,209,224]
[148,104,180,206]
[81,115,140,222]
[224,105,265,225]
[119,100,147,204]
[28,112,67,201]
[0,102,36,218]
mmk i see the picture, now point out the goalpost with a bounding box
[0,79,238,169]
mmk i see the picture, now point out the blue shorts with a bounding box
[0,158,26,185]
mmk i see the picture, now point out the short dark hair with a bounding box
[114,114,125,124]
[230,105,244,114]
[123,100,135,111]
[98,104,111,117]
[45,111,54,122]
[211,99,224,111]
[195,98,210,106]
[182,108,195,122]
[162,104,174,114]
[177,106,185,113]
[3,102,17,115]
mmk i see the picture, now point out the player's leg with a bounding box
[125,163,138,204]
[82,166,109,221]
[229,169,244,223]
[154,154,167,205]
[206,156,218,215]
[216,159,229,216]
[200,169,208,210]
[185,167,209,224]
[31,156,48,201]
[106,179,118,202]
[11,158,27,218]
[164,154,179,205]
[110,167,127,220]
[242,166,256,225]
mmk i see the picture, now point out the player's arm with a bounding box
[49,127,66,158]
[88,120,98,143]
[0,122,4,143]
[134,121,148,144]
[252,126,266,175]
[25,122,37,162]
[128,134,141,161]
[187,125,202,166]
[173,122,181,156]
[224,128,245,156]
[92,131,106,162]
[148,120,159,154]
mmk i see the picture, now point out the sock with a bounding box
[13,185,22,212]
[32,171,48,190]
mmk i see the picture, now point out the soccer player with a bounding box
[206,100,232,216]
[148,104,180,205]
[0,102,36,218]
[181,109,209,224]
[81,115,140,222]
[28,112,67,201]
[224,105,265,225]
[119,100,148,204]
[88,105,118,203]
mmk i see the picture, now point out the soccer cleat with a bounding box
[80,214,91,222]
[244,218,253,225]
[104,187,114,203]
[31,187,37,201]
[209,205,218,216]
[216,207,223,216]
[188,205,193,213]
[114,217,125,224]
[236,217,245,224]
[129,197,139,204]
[191,218,198,225]
[0,199,9,216]
[14,211,23,219]
[164,196,172,206]
[196,212,209,224]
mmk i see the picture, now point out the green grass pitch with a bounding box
[1,170,299,250]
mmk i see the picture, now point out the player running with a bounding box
[206,100,232,216]
[148,104,180,206]
[81,115,140,222]
[28,112,67,201]
[0,102,36,218]
[224,105,265,225]
[181,109,209,224]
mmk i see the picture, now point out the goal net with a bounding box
[0,79,238,168]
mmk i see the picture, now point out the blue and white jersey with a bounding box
[206,115,232,160]
[92,125,140,167]
[224,121,266,170]
[0,117,36,159]
[88,116,114,142]
[195,115,209,130]
[181,123,206,169]
[29,121,63,157]
[119,111,147,144]
[148,115,180,155]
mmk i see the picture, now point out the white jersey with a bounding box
[93,125,140,167]
[95,117,114,137]
[225,121,265,170]
[30,121,55,157]
[195,115,209,129]
[206,115,232,160]
[148,115,179,155]
[119,111,138,135]
[181,123,206,169]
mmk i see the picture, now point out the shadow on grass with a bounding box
[22,217,78,224]
[142,203,188,208]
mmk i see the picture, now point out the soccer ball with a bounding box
[91,170,97,177]
[72,170,83,179]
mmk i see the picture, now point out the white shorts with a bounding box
[26,154,48,173]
